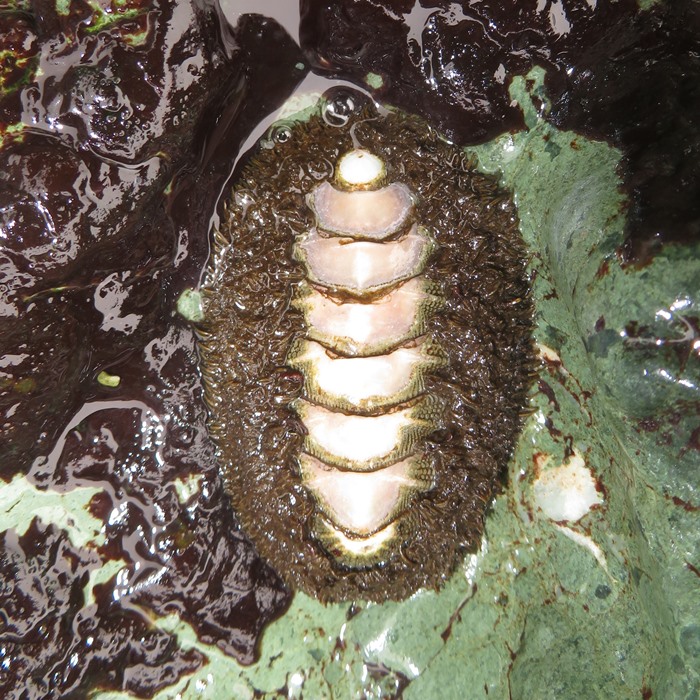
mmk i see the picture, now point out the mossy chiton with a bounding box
[198,91,535,602]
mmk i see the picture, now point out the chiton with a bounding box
[198,90,534,602]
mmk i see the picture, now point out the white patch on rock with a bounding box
[555,525,608,572]
[537,342,568,374]
[533,451,603,522]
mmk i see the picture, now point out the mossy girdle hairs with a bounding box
[198,98,534,602]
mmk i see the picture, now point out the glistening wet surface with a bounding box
[0,2,304,695]
[0,1,698,698]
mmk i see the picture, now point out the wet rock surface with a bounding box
[0,519,204,698]
[0,1,305,696]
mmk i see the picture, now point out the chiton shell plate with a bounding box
[198,91,534,602]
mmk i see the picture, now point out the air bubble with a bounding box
[323,92,357,126]
[272,125,292,144]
